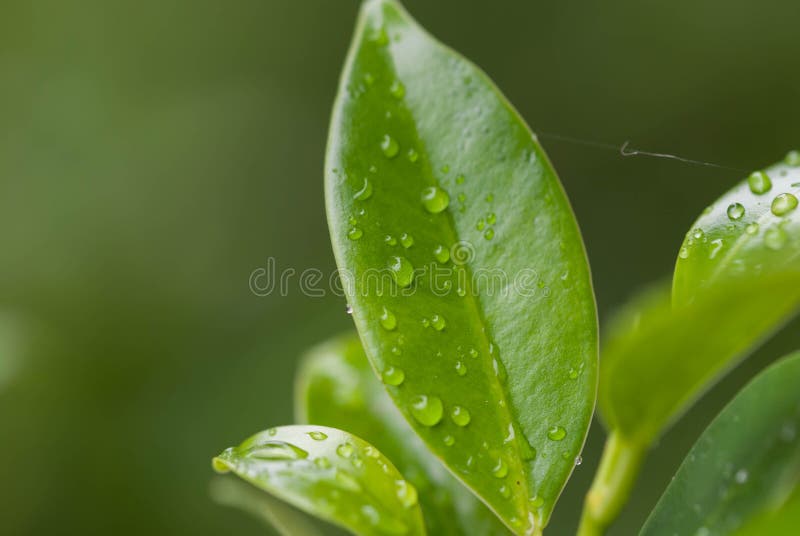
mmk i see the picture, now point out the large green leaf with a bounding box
[641,351,800,536]
[325,1,597,531]
[213,425,427,536]
[295,333,509,536]
[674,152,800,305]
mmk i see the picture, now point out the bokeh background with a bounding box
[2,0,799,534]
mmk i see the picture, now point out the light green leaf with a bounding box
[325,1,597,531]
[213,425,427,536]
[295,333,510,536]
[674,152,800,305]
[599,276,800,447]
[641,351,800,536]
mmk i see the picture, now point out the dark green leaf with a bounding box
[213,425,427,536]
[325,1,597,531]
[295,333,509,535]
[674,153,800,305]
[641,351,800,536]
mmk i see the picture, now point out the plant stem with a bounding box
[577,431,645,536]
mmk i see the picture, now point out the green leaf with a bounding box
[325,1,597,531]
[295,333,510,536]
[640,351,800,536]
[598,276,800,447]
[213,425,427,536]
[674,152,800,305]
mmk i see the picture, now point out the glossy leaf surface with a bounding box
[325,1,597,531]
[641,352,800,536]
[295,333,509,536]
[674,153,800,305]
[213,425,426,536]
[599,276,800,446]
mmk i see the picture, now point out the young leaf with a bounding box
[212,425,427,536]
[599,276,800,447]
[325,1,598,531]
[674,152,800,305]
[640,351,800,536]
[295,333,509,536]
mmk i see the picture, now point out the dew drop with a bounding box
[431,314,446,331]
[434,245,450,263]
[456,174,465,184]
[406,148,418,162]
[771,193,798,216]
[575,455,583,466]
[450,405,471,427]
[455,360,467,376]
[692,228,705,241]
[748,171,772,195]
[314,456,332,469]
[443,435,455,446]
[354,178,373,201]
[348,227,363,240]
[388,256,415,288]
[484,229,495,240]
[487,212,497,225]
[421,186,450,213]
[395,479,418,508]
[499,485,511,498]
[727,203,745,220]
[267,427,277,436]
[765,227,788,250]
[308,431,328,441]
[409,395,444,426]
[379,307,397,331]
[400,233,414,248]
[345,304,353,315]
[493,357,508,383]
[529,495,544,508]
[469,347,479,358]
[336,443,354,459]
[249,441,309,461]
[547,426,567,441]
[382,366,405,386]
[492,457,509,479]
[785,150,800,166]
[389,80,405,99]
[568,367,580,380]
[381,135,399,158]
[384,234,397,246]
[476,219,485,231]
[679,247,690,259]
[745,222,760,235]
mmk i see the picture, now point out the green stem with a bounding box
[577,431,645,536]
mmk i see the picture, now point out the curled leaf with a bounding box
[213,425,426,536]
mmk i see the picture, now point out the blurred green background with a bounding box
[1,0,798,534]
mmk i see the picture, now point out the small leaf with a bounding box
[213,425,426,536]
[599,276,800,446]
[325,1,597,531]
[295,333,509,536]
[674,153,800,305]
[641,351,800,536]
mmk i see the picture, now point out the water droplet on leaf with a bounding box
[409,394,444,426]
[748,171,772,195]
[381,135,399,158]
[421,186,450,214]
[388,256,415,287]
[308,431,328,441]
[547,426,566,441]
[380,307,397,331]
[771,193,798,216]
[382,366,405,386]
[450,405,471,427]
[727,203,745,220]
